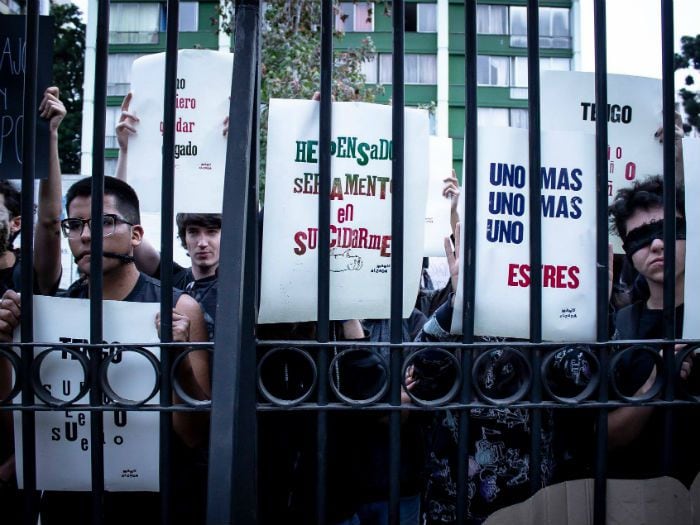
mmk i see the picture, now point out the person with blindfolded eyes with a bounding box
[607,174,700,486]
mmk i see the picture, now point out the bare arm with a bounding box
[34,87,65,295]
[114,93,138,182]
[608,345,692,449]
[157,294,210,447]
[0,291,21,475]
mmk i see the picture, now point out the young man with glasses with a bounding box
[0,176,210,524]
[608,175,699,486]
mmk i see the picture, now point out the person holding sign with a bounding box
[608,175,700,486]
[0,86,65,296]
[0,176,209,524]
[410,224,595,525]
[0,86,66,521]
[114,93,222,339]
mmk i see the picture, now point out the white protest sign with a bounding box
[682,138,700,338]
[14,296,160,491]
[126,49,233,213]
[258,99,429,323]
[452,127,597,341]
[541,71,662,252]
[424,136,454,256]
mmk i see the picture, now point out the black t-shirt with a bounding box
[183,273,217,341]
[61,272,183,305]
[610,303,700,486]
[0,250,60,296]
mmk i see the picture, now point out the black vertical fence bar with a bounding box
[525,0,543,493]
[592,1,609,523]
[592,0,610,521]
[159,0,179,522]
[389,1,405,524]
[237,26,262,525]
[19,3,39,522]
[90,0,110,521]
[206,2,259,523]
[660,0,676,475]
[457,1,477,522]
[316,2,333,524]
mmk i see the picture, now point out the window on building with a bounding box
[335,2,374,32]
[510,56,571,87]
[159,2,199,32]
[179,2,199,31]
[109,3,160,44]
[378,53,437,84]
[104,107,122,149]
[509,56,570,98]
[361,56,378,84]
[477,55,509,86]
[509,7,571,48]
[105,158,118,177]
[510,108,528,128]
[540,7,570,48]
[477,107,509,127]
[478,107,529,128]
[477,5,507,35]
[405,3,437,32]
[107,54,146,96]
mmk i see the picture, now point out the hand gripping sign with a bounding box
[13,296,161,491]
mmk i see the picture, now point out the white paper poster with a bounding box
[682,138,700,338]
[541,72,662,251]
[453,128,597,341]
[14,296,161,491]
[258,99,429,323]
[424,136,454,256]
[126,49,233,213]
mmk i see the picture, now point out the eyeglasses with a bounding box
[60,214,134,239]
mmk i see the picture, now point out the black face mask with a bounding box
[623,217,686,257]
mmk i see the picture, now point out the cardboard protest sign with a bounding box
[126,49,233,213]
[14,296,160,491]
[424,136,454,256]
[452,128,597,341]
[683,138,700,338]
[0,16,53,179]
[484,475,700,525]
[540,71,662,252]
[258,99,429,323]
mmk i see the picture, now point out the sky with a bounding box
[579,0,700,80]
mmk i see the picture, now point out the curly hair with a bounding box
[608,175,684,241]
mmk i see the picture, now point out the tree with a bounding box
[216,1,382,197]
[674,34,700,134]
[51,1,86,175]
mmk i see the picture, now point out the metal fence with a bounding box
[1,1,697,525]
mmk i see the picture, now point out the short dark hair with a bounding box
[0,180,21,245]
[0,180,21,218]
[65,176,141,225]
[176,213,222,249]
[609,175,685,241]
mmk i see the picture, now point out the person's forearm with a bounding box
[607,405,654,449]
[115,148,127,181]
[34,129,63,293]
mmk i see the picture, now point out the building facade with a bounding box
[82,0,579,177]
[336,0,580,175]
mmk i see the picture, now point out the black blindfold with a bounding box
[623,217,686,257]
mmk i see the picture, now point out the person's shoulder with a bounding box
[58,277,89,298]
[612,300,645,340]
